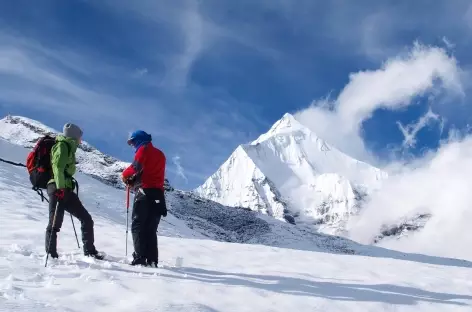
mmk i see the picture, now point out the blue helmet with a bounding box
[127,130,152,147]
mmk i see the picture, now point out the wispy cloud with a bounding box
[132,68,148,78]
[358,11,399,61]
[159,0,206,89]
[397,108,443,149]
[172,155,188,184]
[0,35,131,123]
[442,36,455,50]
[98,0,281,89]
[310,1,472,62]
[465,3,472,29]
[0,27,264,189]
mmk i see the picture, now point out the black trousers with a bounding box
[45,183,96,254]
[131,188,165,261]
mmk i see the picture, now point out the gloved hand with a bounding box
[122,174,137,186]
[162,208,167,217]
[54,189,68,202]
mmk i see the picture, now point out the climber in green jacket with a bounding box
[45,123,104,260]
[49,135,77,189]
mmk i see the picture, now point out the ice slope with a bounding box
[195,113,387,233]
[1,137,472,311]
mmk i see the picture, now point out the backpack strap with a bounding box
[34,188,49,203]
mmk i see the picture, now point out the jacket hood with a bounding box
[56,135,79,152]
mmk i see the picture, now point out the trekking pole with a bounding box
[70,214,80,249]
[71,179,80,249]
[125,185,130,258]
[45,201,60,267]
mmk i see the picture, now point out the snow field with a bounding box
[0,139,471,311]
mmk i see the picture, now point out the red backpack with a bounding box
[26,135,57,190]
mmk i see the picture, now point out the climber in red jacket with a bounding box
[122,131,166,190]
[122,130,167,267]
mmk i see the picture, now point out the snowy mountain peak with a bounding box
[259,112,299,134]
[195,112,387,234]
[1,115,59,144]
[252,113,307,144]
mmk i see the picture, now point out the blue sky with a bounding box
[0,0,472,190]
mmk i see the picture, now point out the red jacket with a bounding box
[122,142,166,190]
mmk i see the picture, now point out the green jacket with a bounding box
[48,135,78,189]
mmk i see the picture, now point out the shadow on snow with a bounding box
[111,266,472,307]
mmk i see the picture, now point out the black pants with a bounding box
[131,188,165,261]
[45,183,96,254]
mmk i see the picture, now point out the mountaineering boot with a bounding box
[131,257,147,266]
[130,252,147,266]
[84,249,105,260]
[146,259,158,267]
[45,228,60,259]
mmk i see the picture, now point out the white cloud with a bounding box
[337,42,462,131]
[295,42,463,163]
[347,134,472,261]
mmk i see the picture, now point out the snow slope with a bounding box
[1,133,472,311]
[195,113,387,234]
